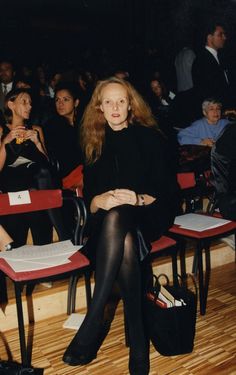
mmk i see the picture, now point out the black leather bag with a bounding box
[145,273,197,356]
[0,361,42,374]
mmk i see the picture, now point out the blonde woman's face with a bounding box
[100,83,130,131]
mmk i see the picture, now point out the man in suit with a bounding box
[0,60,16,113]
[192,21,231,112]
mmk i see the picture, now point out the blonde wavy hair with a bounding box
[80,77,157,164]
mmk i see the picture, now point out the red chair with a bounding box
[169,212,236,315]
[172,172,236,315]
[0,189,91,367]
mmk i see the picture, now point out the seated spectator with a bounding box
[177,98,229,147]
[145,77,178,164]
[0,59,16,112]
[62,77,179,374]
[44,82,83,188]
[0,88,68,247]
[148,77,175,115]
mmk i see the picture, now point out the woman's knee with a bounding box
[103,206,132,229]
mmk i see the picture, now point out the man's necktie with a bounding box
[3,85,7,95]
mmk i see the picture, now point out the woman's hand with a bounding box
[24,129,40,145]
[2,125,26,145]
[200,138,214,147]
[90,189,137,213]
[113,189,138,205]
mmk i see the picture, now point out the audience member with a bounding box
[145,76,178,161]
[44,82,83,186]
[0,60,16,112]
[175,46,196,93]
[178,98,229,147]
[62,77,179,374]
[47,69,63,99]
[0,88,67,246]
[192,20,231,110]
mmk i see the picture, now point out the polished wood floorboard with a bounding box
[0,262,235,374]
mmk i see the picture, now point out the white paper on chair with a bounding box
[4,258,71,272]
[0,240,83,272]
[174,213,231,232]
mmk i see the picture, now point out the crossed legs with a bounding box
[63,206,149,374]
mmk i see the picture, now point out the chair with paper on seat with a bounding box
[0,189,91,367]
[169,212,236,315]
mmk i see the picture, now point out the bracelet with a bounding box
[139,194,145,206]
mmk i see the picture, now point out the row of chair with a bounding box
[0,169,235,367]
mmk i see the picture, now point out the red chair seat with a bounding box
[0,189,91,367]
[151,236,176,253]
[169,219,236,239]
[168,213,236,315]
[0,250,89,282]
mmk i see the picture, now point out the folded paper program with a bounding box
[174,213,230,232]
[0,240,83,272]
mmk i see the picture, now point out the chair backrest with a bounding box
[0,189,63,216]
[177,172,196,190]
[0,189,86,245]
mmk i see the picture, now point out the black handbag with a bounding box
[0,361,43,374]
[145,273,197,356]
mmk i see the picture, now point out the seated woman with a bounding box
[44,82,83,189]
[178,98,229,147]
[146,76,178,167]
[63,77,179,374]
[0,88,67,247]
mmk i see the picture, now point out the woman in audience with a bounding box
[0,88,67,246]
[63,77,179,374]
[148,77,175,113]
[178,98,229,146]
[44,82,83,189]
[146,76,178,165]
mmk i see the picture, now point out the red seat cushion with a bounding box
[150,236,176,254]
[0,250,89,282]
[169,215,236,239]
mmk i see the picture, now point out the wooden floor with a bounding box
[0,262,235,375]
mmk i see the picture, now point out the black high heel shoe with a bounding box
[63,320,111,366]
[129,348,150,375]
[129,355,150,375]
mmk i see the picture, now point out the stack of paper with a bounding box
[0,240,83,272]
[174,213,230,232]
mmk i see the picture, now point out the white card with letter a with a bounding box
[8,190,31,205]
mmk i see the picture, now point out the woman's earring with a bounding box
[73,107,77,123]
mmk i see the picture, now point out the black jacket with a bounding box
[192,48,230,107]
[83,123,179,241]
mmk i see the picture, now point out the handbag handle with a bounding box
[147,272,198,297]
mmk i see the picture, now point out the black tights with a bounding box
[76,206,147,357]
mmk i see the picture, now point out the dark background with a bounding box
[1,0,236,83]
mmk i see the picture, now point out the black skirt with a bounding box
[81,201,173,267]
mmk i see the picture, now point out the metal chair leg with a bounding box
[14,283,29,367]
[196,241,206,315]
